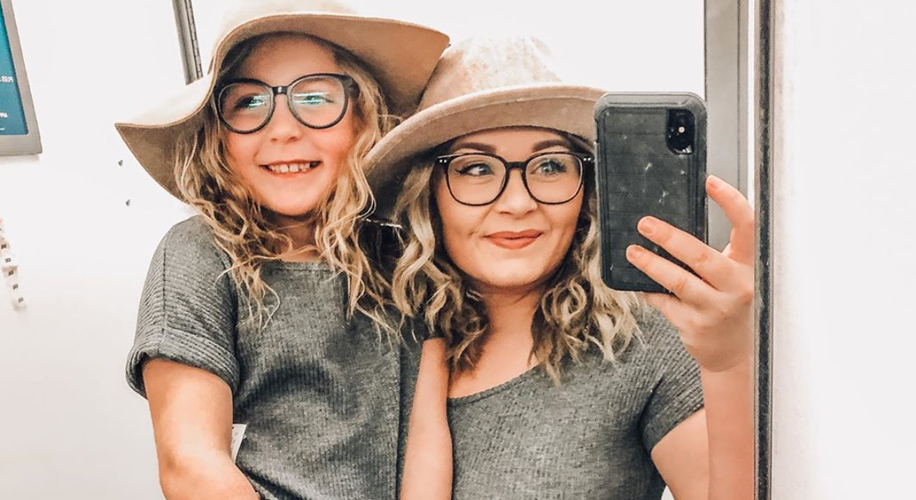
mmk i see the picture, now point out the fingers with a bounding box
[635,216,744,293]
[626,244,716,304]
[706,176,755,265]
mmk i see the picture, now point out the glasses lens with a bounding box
[289,76,348,128]
[218,82,272,132]
[446,154,507,205]
[526,153,583,203]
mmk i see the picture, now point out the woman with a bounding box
[369,37,754,500]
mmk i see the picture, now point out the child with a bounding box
[116,2,451,499]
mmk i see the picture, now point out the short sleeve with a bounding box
[125,217,240,398]
[637,311,705,452]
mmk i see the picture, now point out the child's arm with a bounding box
[143,359,261,500]
[400,338,453,500]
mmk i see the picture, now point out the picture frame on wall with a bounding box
[0,0,41,156]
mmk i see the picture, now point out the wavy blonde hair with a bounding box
[390,131,643,381]
[174,33,397,331]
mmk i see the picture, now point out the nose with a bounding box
[493,169,538,215]
[263,95,304,142]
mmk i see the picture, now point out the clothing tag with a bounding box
[231,423,247,462]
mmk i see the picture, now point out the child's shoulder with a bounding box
[154,215,230,271]
[161,215,213,243]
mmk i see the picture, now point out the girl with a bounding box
[117,2,451,499]
[368,36,754,500]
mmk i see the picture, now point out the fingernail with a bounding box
[638,217,656,236]
[707,175,723,190]
[626,245,644,260]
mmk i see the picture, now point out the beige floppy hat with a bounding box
[364,36,607,219]
[115,0,449,200]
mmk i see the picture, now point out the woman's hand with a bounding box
[625,175,755,373]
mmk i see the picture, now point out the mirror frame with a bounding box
[754,0,774,498]
[170,0,773,497]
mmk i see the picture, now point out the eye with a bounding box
[232,93,270,111]
[293,92,334,106]
[532,157,570,176]
[455,162,496,176]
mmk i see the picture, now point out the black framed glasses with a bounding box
[437,151,591,206]
[216,73,358,134]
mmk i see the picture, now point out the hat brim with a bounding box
[365,85,607,219]
[115,12,449,200]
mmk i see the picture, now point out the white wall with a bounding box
[772,1,916,498]
[0,1,192,498]
[0,1,702,498]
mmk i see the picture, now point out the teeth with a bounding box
[265,162,317,174]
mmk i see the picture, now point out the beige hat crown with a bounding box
[417,36,564,109]
[206,0,355,72]
[365,35,606,218]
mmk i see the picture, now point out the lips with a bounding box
[485,230,543,250]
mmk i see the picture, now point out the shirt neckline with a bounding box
[265,260,334,271]
[447,365,543,407]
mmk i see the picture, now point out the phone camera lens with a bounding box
[666,110,695,154]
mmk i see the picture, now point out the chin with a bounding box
[477,270,545,291]
[263,200,319,219]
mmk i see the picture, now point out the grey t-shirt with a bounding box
[126,217,418,500]
[425,311,704,500]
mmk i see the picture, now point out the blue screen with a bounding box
[0,5,28,136]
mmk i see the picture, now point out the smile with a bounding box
[485,230,543,250]
[260,161,322,174]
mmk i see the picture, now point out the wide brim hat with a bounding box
[364,36,607,219]
[115,0,449,200]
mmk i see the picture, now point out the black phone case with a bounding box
[594,93,708,293]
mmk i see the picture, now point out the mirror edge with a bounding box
[754,0,774,498]
[173,0,202,84]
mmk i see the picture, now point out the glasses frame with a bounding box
[215,73,358,134]
[436,151,592,206]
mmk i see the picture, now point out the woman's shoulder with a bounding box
[626,307,688,357]
[577,307,694,374]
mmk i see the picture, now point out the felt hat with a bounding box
[364,35,605,219]
[115,0,449,200]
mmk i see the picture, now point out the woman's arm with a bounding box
[143,358,260,500]
[651,359,754,500]
[400,338,453,500]
[627,175,755,500]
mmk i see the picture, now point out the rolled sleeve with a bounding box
[126,217,240,397]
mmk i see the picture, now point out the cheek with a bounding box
[435,181,478,266]
[222,133,258,182]
[326,113,358,157]
[223,133,251,165]
[316,116,359,182]
[548,198,585,259]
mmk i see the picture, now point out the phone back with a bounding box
[594,93,708,293]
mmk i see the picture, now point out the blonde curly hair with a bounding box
[390,130,643,381]
[174,33,397,331]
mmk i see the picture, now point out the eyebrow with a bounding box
[449,141,497,154]
[531,138,573,151]
[449,138,573,155]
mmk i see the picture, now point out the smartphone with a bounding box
[594,93,708,293]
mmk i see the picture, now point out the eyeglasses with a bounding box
[216,73,358,134]
[436,152,590,206]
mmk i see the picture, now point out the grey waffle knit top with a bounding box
[398,310,704,500]
[126,216,418,500]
